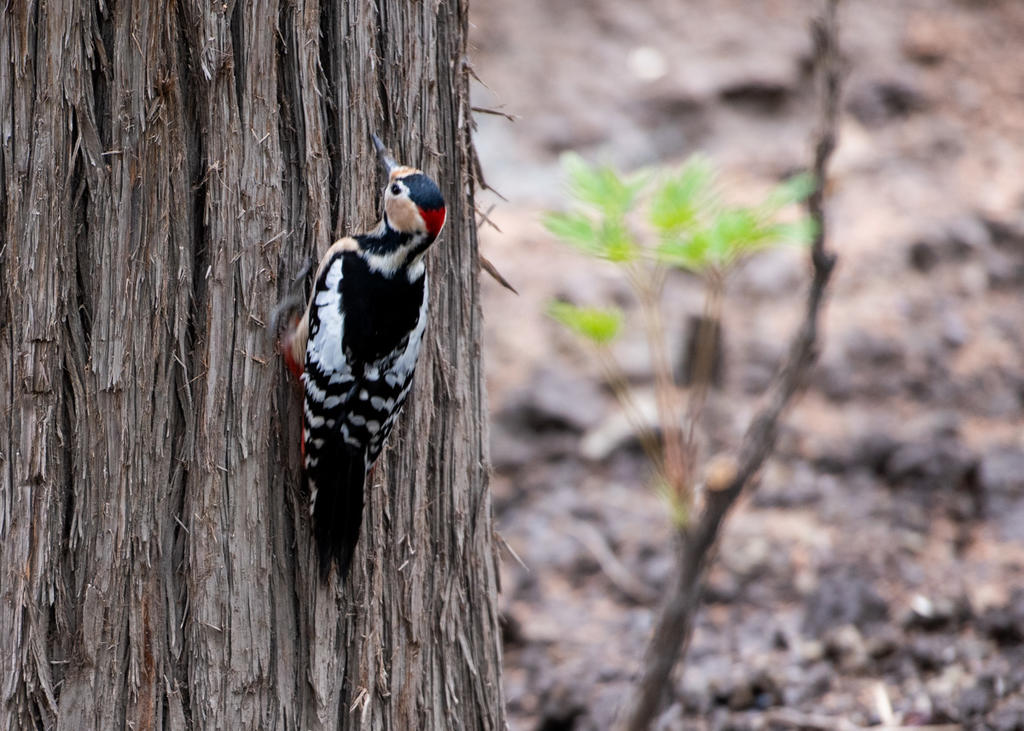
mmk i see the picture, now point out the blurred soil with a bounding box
[467,0,1024,728]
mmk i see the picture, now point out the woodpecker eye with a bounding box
[390,183,401,195]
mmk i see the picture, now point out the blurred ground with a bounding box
[467,1,1024,728]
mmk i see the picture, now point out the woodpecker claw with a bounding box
[269,294,302,339]
[293,255,314,284]
[269,256,314,338]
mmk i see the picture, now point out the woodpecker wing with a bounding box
[303,244,428,580]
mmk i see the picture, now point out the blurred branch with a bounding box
[570,521,659,605]
[618,2,842,729]
[763,708,961,731]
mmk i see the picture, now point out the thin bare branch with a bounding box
[471,105,519,122]
[618,2,842,728]
[479,254,519,294]
[570,521,659,605]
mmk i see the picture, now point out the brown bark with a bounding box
[0,1,504,729]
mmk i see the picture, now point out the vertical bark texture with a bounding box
[0,0,504,728]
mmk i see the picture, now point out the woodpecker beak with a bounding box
[371,133,398,176]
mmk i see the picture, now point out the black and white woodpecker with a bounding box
[279,134,446,582]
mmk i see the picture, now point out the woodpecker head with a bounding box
[372,134,447,243]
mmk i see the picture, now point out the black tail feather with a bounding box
[310,445,367,583]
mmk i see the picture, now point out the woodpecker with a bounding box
[279,134,446,581]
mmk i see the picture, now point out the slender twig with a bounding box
[618,3,841,728]
[594,348,665,472]
[569,521,659,605]
[637,280,688,494]
[479,254,519,294]
[471,105,518,122]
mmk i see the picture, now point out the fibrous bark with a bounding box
[0,1,503,729]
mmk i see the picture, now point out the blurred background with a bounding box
[467,0,1024,729]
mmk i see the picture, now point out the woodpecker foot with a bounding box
[271,257,315,383]
[270,295,303,342]
[269,256,314,339]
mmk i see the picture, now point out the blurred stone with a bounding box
[884,442,941,482]
[789,662,832,704]
[847,77,928,126]
[906,409,962,441]
[908,216,992,275]
[772,628,789,651]
[615,338,655,384]
[865,627,899,661]
[725,678,754,711]
[979,590,1024,646]
[535,678,586,731]
[947,215,993,255]
[989,702,1024,731]
[984,248,1024,289]
[909,239,940,272]
[957,681,996,721]
[815,358,855,401]
[941,307,968,348]
[844,329,905,369]
[627,46,668,82]
[882,438,976,490]
[978,447,1024,493]
[803,568,889,637]
[719,78,792,114]
[678,50,797,104]
[753,461,821,507]
[735,247,804,297]
[722,535,770,577]
[499,366,607,434]
[500,610,526,648]
[740,339,782,395]
[982,215,1024,287]
[721,666,782,711]
[639,551,674,593]
[909,636,953,672]
[852,431,903,474]
[823,624,869,673]
[814,331,908,399]
[580,390,658,461]
[535,113,606,155]
[960,367,1024,419]
[490,421,540,472]
[984,215,1024,250]
[638,84,705,123]
[799,639,824,663]
[703,570,741,605]
[678,672,712,715]
[959,261,990,295]
[903,16,950,65]
[904,593,972,632]
[652,702,686,731]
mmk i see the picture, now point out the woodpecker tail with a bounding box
[310,445,367,583]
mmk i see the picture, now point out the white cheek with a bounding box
[386,198,426,232]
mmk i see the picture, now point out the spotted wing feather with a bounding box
[303,250,428,580]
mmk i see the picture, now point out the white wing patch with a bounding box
[308,257,348,376]
[392,273,429,382]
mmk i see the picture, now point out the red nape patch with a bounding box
[419,206,447,238]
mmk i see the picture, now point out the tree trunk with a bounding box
[0,1,504,728]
